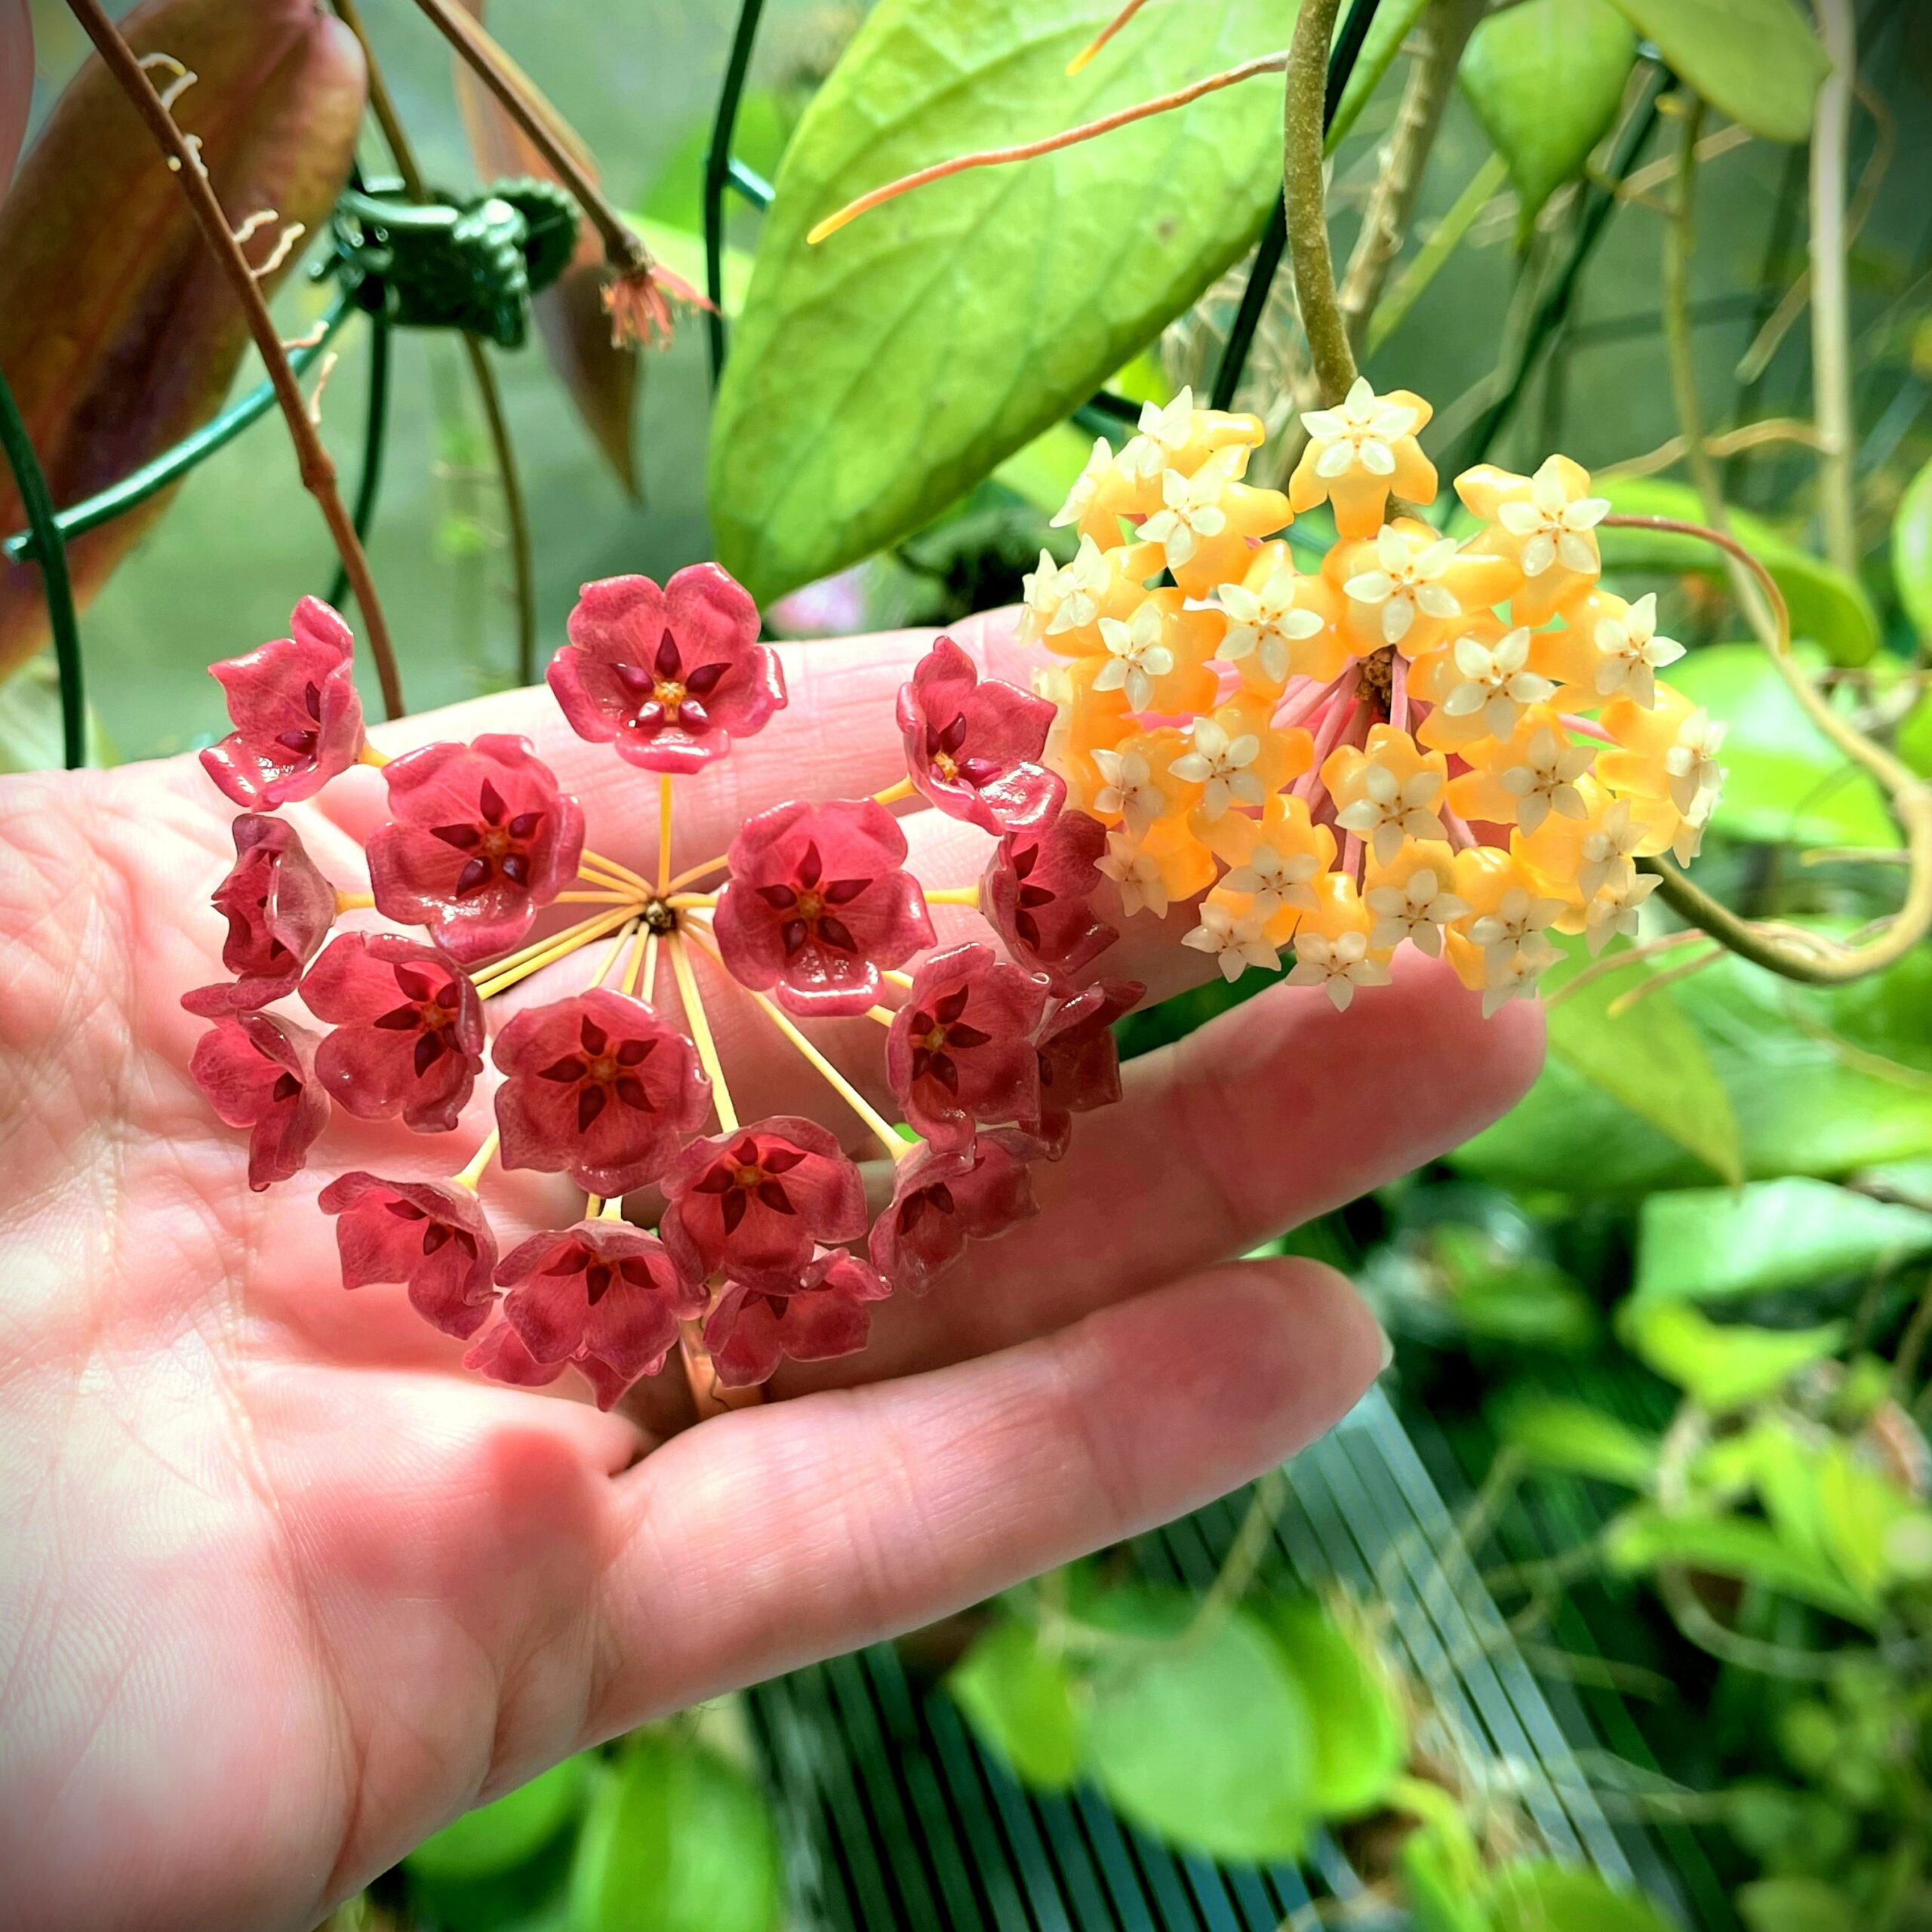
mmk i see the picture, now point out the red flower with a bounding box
[897,635,1066,834]
[662,1115,868,1292]
[1025,979,1142,1158]
[492,989,711,1198]
[189,1011,329,1192]
[868,1131,1038,1294]
[181,814,336,1017]
[317,1171,498,1340]
[463,1315,632,1410]
[200,597,365,809]
[703,1247,891,1389]
[884,942,1047,1148]
[982,811,1117,988]
[366,735,585,963]
[550,567,784,773]
[714,798,934,1017]
[300,934,484,1134]
[495,1220,703,1404]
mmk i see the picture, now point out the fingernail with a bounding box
[1375,1323,1395,1374]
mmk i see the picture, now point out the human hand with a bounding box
[0,610,1540,1931]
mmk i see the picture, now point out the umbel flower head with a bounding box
[1036,377,1722,1017]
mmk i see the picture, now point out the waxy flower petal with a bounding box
[550,565,784,772]
[318,1171,497,1340]
[982,810,1117,989]
[492,988,710,1198]
[189,1011,329,1191]
[181,813,336,1017]
[869,1130,1038,1295]
[898,635,1066,834]
[1024,979,1141,1159]
[715,798,934,1017]
[884,942,1048,1149]
[703,1247,891,1389]
[201,597,364,809]
[366,734,585,964]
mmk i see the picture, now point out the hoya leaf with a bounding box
[1816,1440,1932,1596]
[1487,1863,1678,1932]
[1603,1503,1878,1626]
[1635,1177,1932,1301]
[1735,1877,1861,1932]
[947,1615,1085,1789]
[1894,452,1932,643]
[568,1730,781,1932]
[1260,1598,1407,1820]
[1491,1393,1660,1489]
[1084,1592,1315,1862]
[1459,0,1635,242]
[408,1754,589,1884]
[1599,0,1827,143]
[709,0,1290,601]
[1543,943,1743,1186]
[1618,1300,1845,1411]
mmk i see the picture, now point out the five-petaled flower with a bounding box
[662,1116,869,1292]
[495,1220,705,1409]
[189,1011,330,1192]
[982,809,1117,988]
[715,798,934,1017]
[869,1131,1038,1294]
[1025,979,1140,1158]
[367,734,586,963]
[551,567,784,772]
[491,989,710,1198]
[318,1171,499,1339]
[182,814,336,1017]
[884,942,1048,1148]
[201,596,365,809]
[897,636,1066,835]
[702,1248,891,1389]
[301,933,485,1134]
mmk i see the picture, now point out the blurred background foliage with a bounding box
[8,1,1932,1928]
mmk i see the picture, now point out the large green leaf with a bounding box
[1487,1863,1678,1932]
[1598,0,1826,143]
[1457,943,1932,1194]
[1635,1177,1932,1302]
[1491,1393,1661,1488]
[709,0,1289,601]
[1543,943,1743,1185]
[1261,1599,1408,1820]
[1597,476,1881,666]
[1459,0,1635,242]
[1084,1591,1316,1862]
[408,1756,589,1884]
[1666,643,1897,849]
[1604,1503,1877,1625]
[1894,451,1932,643]
[947,1615,1085,1788]
[568,1730,781,1932]
[1619,1301,1846,1411]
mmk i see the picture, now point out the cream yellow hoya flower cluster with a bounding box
[1020,380,1725,1016]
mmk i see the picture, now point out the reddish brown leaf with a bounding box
[0,0,366,675]
[454,0,640,499]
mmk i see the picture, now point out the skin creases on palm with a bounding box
[0,606,1537,1932]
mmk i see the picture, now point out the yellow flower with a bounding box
[1091,726,1201,845]
[1445,847,1566,1015]
[1097,826,1217,921]
[1322,724,1450,865]
[1172,698,1310,824]
[1363,840,1469,958]
[1289,377,1438,540]
[1093,589,1222,715]
[1598,685,1728,817]
[1411,617,1573,754]
[1459,454,1612,627]
[1327,520,1517,660]
[1202,792,1336,939]
[1445,708,1595,835]
[1020,534,1147,652]
[1212,542,1347,694]
[1575,589,1687,708]
[1284,872,1392,1010]
[1039,658,1135,811]
[1183,895,1283,982]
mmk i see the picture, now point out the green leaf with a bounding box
[1597,476,1881,666]
[1598,0,1827,143]
[1602,1503,1879,1626]
[1460,0,1635,242]
[1619,1300,1846,1411]
[1816,1438,1932,1595]
[1084,1591,1316,1862]
[1666,643,1897,849]
[1544,943,1743,1186]
[1635,1177,1932,1301]
[1403,1823,1496,1932]
[568,1730,782,1932]
[1491,1393,1661,1488]
[1486,1863,1678,1932]
[639,91,798,233]
[709,0,1289,601]
[1894,452,1932,642]
[947,1616,1085,1788]
[0,650,110,771]
[409,1755,589,1884]
[1735,1875,1861,1932]
[1260,1599,1407,1820]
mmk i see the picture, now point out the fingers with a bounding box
[780,949,1544,1389]
[587,1255,1384,1735]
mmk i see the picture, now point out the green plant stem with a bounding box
[63,0,406,718]
[328,306,390,611]
[1281,0,1355,405]
[1337,0,1484,354]
[1810,0,1859,574]
[1367,150,1506,356]
[3,291,353,567]
[0,361,85,768]
[703,0,768,382]
[1189,1469,1287,1629]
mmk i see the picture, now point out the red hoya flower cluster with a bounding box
[183,568,1139,1411]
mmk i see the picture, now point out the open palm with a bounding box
[0,611,1540,1932]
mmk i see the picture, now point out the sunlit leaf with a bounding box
[947,1615,1085,1789]
[1599,0,1826,142]
[1260,1598,1407,1820]
[1603,1503,1878,1626]
[1460,0,1635,242]
[1491,1393,1661,1488]
[1619,1300,1846,1411]
[568,1730,781,1932]
[0,0,365,677]
[709,0,1291,601]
